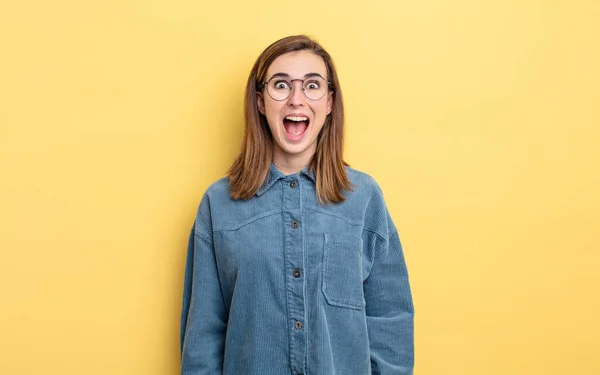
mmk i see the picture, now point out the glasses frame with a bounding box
[261,75,332,101]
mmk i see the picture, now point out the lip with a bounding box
[282,113,311,142]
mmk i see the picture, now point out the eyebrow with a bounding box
[268,72,327,80]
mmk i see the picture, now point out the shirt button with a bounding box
[290,180,297,189]
[291,220,299,229]
[293,268,301,278]
[295,320,303,330]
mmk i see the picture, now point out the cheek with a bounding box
[264,103,283,131]
[311,101,329,117]
[265,101,283,118]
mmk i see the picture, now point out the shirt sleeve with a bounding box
[364,213,415,375]
[180,195,228,374]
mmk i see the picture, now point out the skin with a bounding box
[257,51,333,175]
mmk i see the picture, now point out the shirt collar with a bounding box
[256,163,315,196]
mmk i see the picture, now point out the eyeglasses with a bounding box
[261,75,331,101]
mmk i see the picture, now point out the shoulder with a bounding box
[193,176,230,231]
[344,166,395,236]
[193,176,231,212]
[345,166,386,201]
[203,176,231,200]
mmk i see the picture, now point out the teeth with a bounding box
[285,116,308,122]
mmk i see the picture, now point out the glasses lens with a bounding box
[267,79,292,101]
[303,77,327,101]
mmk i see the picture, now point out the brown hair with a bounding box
[227,35,352,204]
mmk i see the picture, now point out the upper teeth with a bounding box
[285,116,308,122]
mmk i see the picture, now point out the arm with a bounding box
[180,197,228,374]
[364,219,415,375]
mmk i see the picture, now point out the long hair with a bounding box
[227,35,352,204]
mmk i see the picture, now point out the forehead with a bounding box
[266,50,327,78]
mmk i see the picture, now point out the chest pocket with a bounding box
[322,233,365,310]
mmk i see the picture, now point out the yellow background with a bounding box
[1,0,598,374]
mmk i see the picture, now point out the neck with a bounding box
[272,147,314,175]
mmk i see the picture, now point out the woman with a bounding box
[180,35,414,375]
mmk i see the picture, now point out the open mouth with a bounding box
[283,115,310,140]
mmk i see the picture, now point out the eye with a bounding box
[273,80,291,90]
[305,80,320,90]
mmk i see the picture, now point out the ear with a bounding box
[326,92,333,115]
[257,92,265,115]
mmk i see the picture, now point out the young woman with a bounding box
[180,35,414,375]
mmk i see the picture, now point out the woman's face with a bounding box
[258,50,332,168]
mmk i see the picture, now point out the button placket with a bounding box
[282,177,306,375]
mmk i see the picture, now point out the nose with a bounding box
[287,81,305,106]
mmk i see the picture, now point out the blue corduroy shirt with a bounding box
[181,163,414,374]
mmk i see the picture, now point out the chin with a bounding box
[277,137,313,156]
